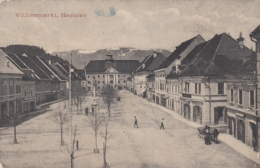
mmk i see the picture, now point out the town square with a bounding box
[1,0,260,168]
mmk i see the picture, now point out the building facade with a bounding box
[0,50,24,122]
[85,54,140,94]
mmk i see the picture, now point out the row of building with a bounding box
[83,25,260,150]
[0,49,85,122]
[129,27,260,150]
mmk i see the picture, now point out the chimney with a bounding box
[7,61,9,67]
[48,60,51,65]
[237,32,244,49]
[142,63,145,69]
[106,52,113,63]
[153,51,158,58]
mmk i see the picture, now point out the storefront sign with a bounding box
[182,93,191,98]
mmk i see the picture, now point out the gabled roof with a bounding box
[250,25,260,38]
[147,53,166,71]
[181,42,208,65]
[179,33,254,77]
[0,50,24,75]
[50,64,68,80]
[155,35,204,70]
[85,60,140,74]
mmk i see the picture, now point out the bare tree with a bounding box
[71,82,85,113]
[50,107,69,146]
[100,117,115,168]
[101,84,118,117]
[86,111,105,153]
[63,124,78,168]
[4,109,22,144]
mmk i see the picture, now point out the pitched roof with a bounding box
[146,73,155,79]
[155,35,202,70]
[85,60,140,74]
[134,53,166,73]
[181,42,208,65]
[50,64,68,80]
[11,53,50,80]
[179,33,254,77]
[0,50,24,75]
[250,25,260,38]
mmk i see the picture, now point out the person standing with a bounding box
[92,107,94,116]
[160,118,164,130]
[134,116,138,128]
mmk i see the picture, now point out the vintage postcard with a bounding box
[0,0,260,168]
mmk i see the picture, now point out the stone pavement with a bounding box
[148,100,260,165]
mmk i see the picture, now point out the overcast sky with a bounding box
[0,0,259,53]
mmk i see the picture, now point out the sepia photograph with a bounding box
[0,0,260,167]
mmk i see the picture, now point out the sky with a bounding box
[0,0,259,53]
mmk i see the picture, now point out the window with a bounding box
[110,75,113,78]
[24,90,27,97]
[194,83,201,94]
[103,81,105,84]
[195,83,197,94]
[31,88,33,96]
[124,75,125,77]
[231,89,233,102]
[218,83,224,94]
[250,90,254,107]
[118,75,120,77]
[98,75,100,78]
[184,82,189,93]
[88,81,91,84]
[118,81,120,83]
[110,80,113,84]
[124,80,125,83]
[98,86,100,90]
[239,89,242,105]
[98,81,100,84]
[198,83,201,94]
[88,75,89,78]
[103,75,105,77]
[2,81,7,95]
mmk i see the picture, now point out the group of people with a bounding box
[85,106,95,116]
[134,116,164,130]
[203,125,219,145]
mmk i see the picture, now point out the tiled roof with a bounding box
[147,53,166,71]
[0,50,24,75]
[135,52,167,72]
[181,42,207,65]
[29,56,61,81]
[85,60,140,74]
[50,64,68,80]
[14,53,50,80]
[250,25,260,38]
[155,35,202,70]
[5,52,28,70]
[179,33,254,77]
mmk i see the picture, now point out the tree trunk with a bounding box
[108,105,111,117]
[71,153,74,168]
[104,124,108,168]
[95,130,97,150]
[13,124,17,144]
[60,123,63,146]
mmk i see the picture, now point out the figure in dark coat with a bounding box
[160,118,164,130]
[85,107,89,115]
[92,107,94,116]
[204,129,211,145]
[134,116,138,128]
[212,128,219,143]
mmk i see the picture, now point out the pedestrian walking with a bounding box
[92,107,94,116]
[134,116,138,128]
[85,107,89,116]
[160,118,164,130]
